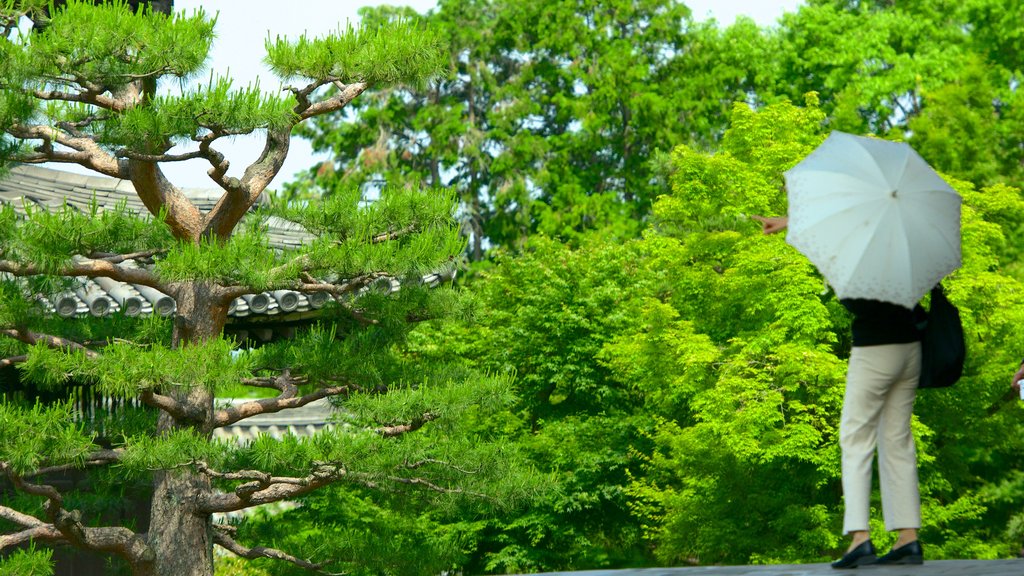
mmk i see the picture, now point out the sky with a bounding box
[51,0,805,189]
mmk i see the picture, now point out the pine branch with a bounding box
[293,272,389,297]
[30,88,126,112]
[221,271,389,301]
[202,80,369,239]
[6,123,125,178]
[196,133,240,192]
[86,248,167,264]
[0,506,65,549]
[0,463,152,564]
[213,380,351,428]
[22,449,123,478]
[348,472,492,500]
[139,389,193,422]
[402,458,480,475]
[239,372,307,391]
[197,462,344,513]
[117,148,207,163]
[1,462,64,520]
[0,355,27,367]
[372,224,418,244]
[199,462,487,514]
[0,257,165,290]
[295,81,369,120]
[377,412,438,438]
[212,524,336,574]
[384,475,490,498]
[56,115,109,136]
[0,329,98,358]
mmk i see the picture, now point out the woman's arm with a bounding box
[752,215,788,235]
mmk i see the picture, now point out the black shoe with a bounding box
[876,540,924,565]
[831,540,877,569]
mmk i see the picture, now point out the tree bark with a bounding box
[146,282,229,576]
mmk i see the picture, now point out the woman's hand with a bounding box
[752,215,789,235]
[1012,362,1024,395]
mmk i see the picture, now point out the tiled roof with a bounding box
[0,165,455,329]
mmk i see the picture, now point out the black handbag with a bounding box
[918,284,965,388]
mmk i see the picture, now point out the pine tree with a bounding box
[0,2,524,575]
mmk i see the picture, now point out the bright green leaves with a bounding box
[2,1,213,91]
[0,546,54,576]
[103,77,296,152]
[265,18,445,86]
[117,429,221,477]
[346,372,515,433]
[0,400,95,475]
[598,297,720,416]
[3,201,173,274]
[18,337,246,396]
[284,185,464,279]
[155,221,284,289]
[85,338,244,396]
[654,96,825,232]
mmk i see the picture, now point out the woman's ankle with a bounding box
[848,530,870,550]
[893,529,919,547]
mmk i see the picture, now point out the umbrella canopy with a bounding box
[784,131,961,309]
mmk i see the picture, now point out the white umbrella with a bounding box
[784,131,961,309]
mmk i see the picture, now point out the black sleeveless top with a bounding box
[841,299,925,347]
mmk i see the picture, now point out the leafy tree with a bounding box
[768,0,1024,185]
[289,0,773,257]
[0,2,532,575]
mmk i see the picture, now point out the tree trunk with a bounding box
[146,282,228,576]
[148,465,215,576]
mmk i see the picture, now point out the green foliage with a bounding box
[117,429,221,477]
[265,18,446,85]
[0,400,95,475]
[18,337,246,395]
[0,3,501,573]
[4,0,1024,572]
[232,488,480,576]
[0,545,54,576]
[288,0,766,257]
[0,1,213,89]
[0,202,173,275]
[103,78,297,152]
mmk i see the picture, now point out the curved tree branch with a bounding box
[23,449,124,478]
[0,328,98,358]
[0,506,66,549]
[200,80,371,240]
[212,524,333,573]
[126,159,204,241]
[30,88,126,112]
[377,412,438,438]
[197,463,343,513]
[6,123,125,178]
[296,81,369,120]
[213,385,350,428]
[0,463,153,566]
[0,257,165,289]
[139,389,192,422]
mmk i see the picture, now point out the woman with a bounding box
[755,215,925,569]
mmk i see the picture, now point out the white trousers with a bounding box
[840,343,922,534]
